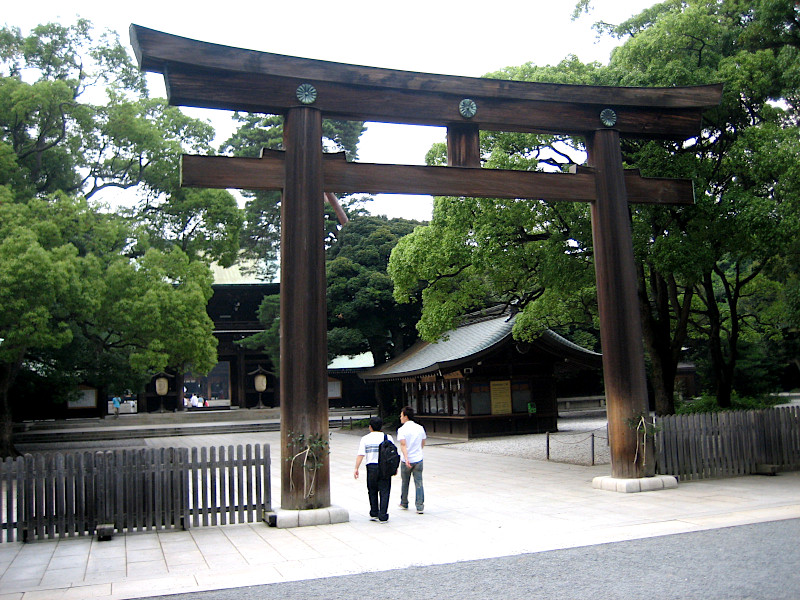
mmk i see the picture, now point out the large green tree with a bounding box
[0,21,225,455]
[0,21,244,267]
[329,215,424,417]
[328,215,424,365]
[0,196,217,456]
[390,0,800,413]
[604,0,800,408]
[240,213,423,416]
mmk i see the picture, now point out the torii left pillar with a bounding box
[280,107,330,509]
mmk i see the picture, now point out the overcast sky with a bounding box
[3,0,657,220]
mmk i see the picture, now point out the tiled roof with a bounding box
[362,311,601,381]
[328,352,375,370]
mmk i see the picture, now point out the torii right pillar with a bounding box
[588,129,655,480]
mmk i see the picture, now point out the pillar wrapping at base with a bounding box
[592,475,678,493]
[264,506,350,528]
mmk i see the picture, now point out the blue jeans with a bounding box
[400,460,424,511]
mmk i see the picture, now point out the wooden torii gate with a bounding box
[130,25,721,509]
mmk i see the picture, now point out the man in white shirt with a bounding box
[354,416,394,523]
[397,406,427,514]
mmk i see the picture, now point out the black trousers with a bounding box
[366,464,391,521]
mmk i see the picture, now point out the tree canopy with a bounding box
[0,20,224,456]
[221,113,366,281]
[390,0,800,413]
[328,215,424,365]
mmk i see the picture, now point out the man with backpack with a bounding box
[354,416,398,523]
[397,406,427,514]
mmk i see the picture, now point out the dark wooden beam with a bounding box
[162,66,709,139]
[131,25,722,109]
[181,153,695,205]
[180,154,284,189]
[280,107,330,510]
[448,124,481,168]
[588,129,653,479]
[130,25,722,140]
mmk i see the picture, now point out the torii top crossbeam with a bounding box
[130,25,720,139]
[130,24,721,505]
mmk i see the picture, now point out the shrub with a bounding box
[676,392,783,414]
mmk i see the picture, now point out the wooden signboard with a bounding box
[490,381,513,415]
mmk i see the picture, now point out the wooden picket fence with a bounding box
[0,444,271,543]
[655,406,800,481]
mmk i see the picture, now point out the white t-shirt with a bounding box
[357,431,394,464]
[397,420,427,463]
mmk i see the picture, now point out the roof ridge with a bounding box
[458,305,513,327]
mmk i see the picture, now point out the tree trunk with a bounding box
[647,345,677,415]
[639,266,674,415]
[702,272,733,408]
[637,264,692,415]
[0,355,24,458]
[0,371,15,458]
[372,378,397,421]
[99,384,109,418]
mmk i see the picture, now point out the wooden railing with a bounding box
[656,407,800,481]
[0,444,271,543]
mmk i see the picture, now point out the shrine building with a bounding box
[361,307,602,439]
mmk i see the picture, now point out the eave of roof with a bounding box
[361,312,601,381]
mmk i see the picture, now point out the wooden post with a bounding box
[587,129,653,479]
[447,124,481,168]
[280,107,330,509]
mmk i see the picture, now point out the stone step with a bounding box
[558,396,606,412]
[14,421,280,444]
[13,415,371,445]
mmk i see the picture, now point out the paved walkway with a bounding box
[2,427,799,600]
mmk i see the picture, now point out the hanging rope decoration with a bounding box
[634,415,648,468]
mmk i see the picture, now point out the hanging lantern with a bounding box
[155,375,169,396]
[254,373,268,393]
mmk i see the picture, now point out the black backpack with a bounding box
[378,433,401,478]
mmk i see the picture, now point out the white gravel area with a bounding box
[445,414,610,466]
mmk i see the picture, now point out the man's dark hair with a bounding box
[401,406,415,420]
[369,416,383,431]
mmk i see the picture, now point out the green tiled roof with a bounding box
[362,310,600,381]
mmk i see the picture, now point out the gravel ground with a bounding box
[447,413,610,466]
[447,395,800,466]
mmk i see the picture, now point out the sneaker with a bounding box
[379,519,389,524]
[399,504,408,510]
[370,517,378,521]
[416,509,424,514]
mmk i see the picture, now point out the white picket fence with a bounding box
[0,444,271,543]
[656,406,800,481]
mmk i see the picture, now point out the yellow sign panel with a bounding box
[490,380,512,415]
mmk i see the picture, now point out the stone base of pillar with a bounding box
[264,506,349,528]
[592,474,678,493]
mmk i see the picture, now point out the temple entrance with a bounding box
[130,25,721,509]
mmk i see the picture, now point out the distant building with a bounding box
[327,353,376,408]
[140,263,277,412]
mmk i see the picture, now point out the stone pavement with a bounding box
[1,427,799,600]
